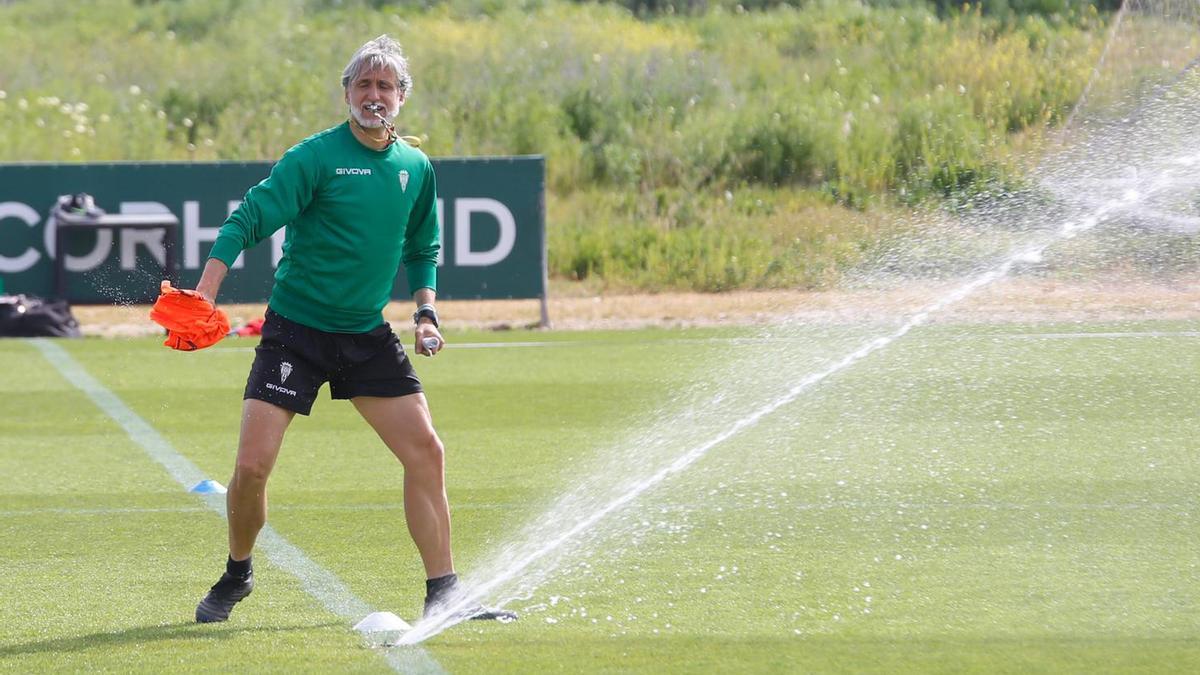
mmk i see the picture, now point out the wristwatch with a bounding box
[412,303,439,328]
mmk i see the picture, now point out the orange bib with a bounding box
[149,281,230,351]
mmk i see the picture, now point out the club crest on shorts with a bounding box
[398,170,410,192]
[280,361,293,383]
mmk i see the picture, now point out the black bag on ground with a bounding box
[0,295,82,338]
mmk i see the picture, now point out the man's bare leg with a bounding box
[196,398,294,623]
[228,398,296,558]
[352,393,453,578]
[353,394,515,621]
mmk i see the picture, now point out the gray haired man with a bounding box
[192,35,515,625]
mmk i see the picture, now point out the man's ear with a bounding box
[343,88,351,105]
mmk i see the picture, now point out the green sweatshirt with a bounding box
[209,122,440,333]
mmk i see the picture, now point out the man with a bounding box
[190,35,515,624]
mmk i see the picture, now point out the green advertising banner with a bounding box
[0,157,545,304]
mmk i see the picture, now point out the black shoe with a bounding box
[195,572,254,623]
[424,586,517,622]
[462,605,519,622]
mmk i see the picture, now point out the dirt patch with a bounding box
[72,277,1200,338]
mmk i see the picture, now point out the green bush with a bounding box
[0,0,1135,291]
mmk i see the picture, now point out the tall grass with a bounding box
[0,0,1128,291]
[551,186,892,291]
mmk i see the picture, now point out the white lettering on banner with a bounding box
[0,202,41,273]
[455,198,516,266]
[272,228,285,267]
[228,200,250,268]
[436,199,445,266]
[0,196,520,276]
[41,206,113,273]
[185,200,244,269]
[119,202,169,270]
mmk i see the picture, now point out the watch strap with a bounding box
[413,303,439,328]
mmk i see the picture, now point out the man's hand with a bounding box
[412,288,441,357]
[416,322,444,356]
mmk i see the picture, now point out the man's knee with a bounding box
[234,455,275,484]
[404,432,445,474]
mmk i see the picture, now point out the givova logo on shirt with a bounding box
[335,167,372,176]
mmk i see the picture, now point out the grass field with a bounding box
[1,319,1198,673]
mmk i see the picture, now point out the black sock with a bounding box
[425,573,458,598]
[226,555,252,579]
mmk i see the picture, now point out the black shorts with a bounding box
[244,308,422,415]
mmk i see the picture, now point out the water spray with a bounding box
[398,153,1200,645]
[395,3,1200,645]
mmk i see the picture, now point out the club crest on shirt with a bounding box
[398,170,410,192]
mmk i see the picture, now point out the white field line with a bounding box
[27,338,442,674]
[204,331,1200,356]
[0,500,1186,519]
[992,330,1200,339]
[645,331,1200,346]
[211,341,564,353]
[0,503,506,518]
